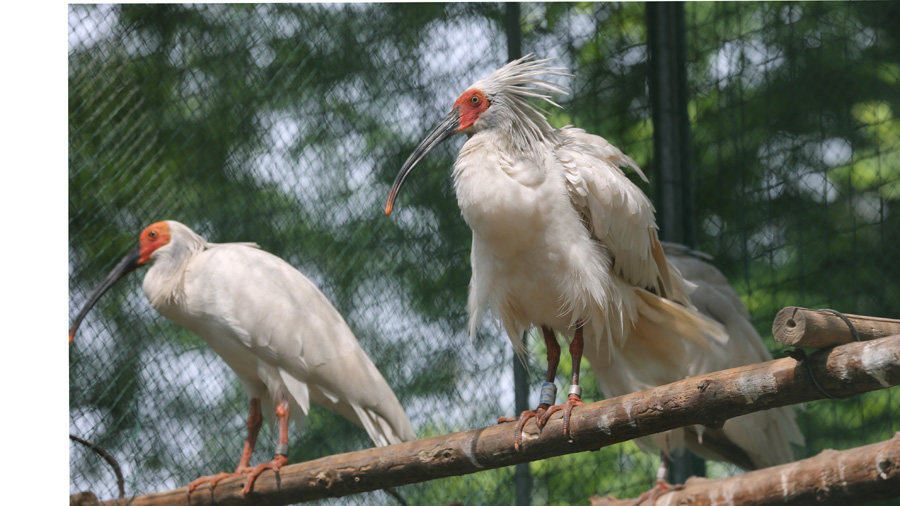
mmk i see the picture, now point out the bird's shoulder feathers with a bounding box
[555,127,686,302]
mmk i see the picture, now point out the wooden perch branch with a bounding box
[97,335,900,506]
[773,306,900,348]
[589,431,900,506]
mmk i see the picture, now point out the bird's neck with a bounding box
[470,125,549,163]
[480,96,556,154]
[143,241,203,310]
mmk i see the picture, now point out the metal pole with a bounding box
[646,1,705,483]
[647,1,696,248]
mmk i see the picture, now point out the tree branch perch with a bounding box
[96,335,900,506]
[589,432,900,506]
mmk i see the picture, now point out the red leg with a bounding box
[538,323,585,440]
[497,326,561,451]
[188,398,263,492]
[241,398,290,495]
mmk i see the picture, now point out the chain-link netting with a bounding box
[69,3,899,505]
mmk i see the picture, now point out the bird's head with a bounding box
[384,54,572,215]
[68,221,174,343]
[137,221,174,265]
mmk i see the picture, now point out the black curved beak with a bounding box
[384,108,460,215]
[69,244,142,343]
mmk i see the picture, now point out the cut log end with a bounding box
[773,307,900,348]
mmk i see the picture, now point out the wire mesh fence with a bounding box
[69,3,899,505]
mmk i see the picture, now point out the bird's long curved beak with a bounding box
[384,108,460,215]
[69,244,142,343]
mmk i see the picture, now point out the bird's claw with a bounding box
[241,454,288,495]
[497,403,551,451]
[537,394,584,440]
[498,395,584,449]
[187,469,248,493]
[533,405,550,428]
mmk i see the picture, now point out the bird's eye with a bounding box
[470,95,480,105]
[148,230,158,239]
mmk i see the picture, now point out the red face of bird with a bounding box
[69,222,172,343]
[384,88,490,216]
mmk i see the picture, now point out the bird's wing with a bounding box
[467,234,491,342]
[557,127,689,304]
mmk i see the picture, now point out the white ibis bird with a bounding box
[384,54,797,479]
[658,243,803,470]
[69,220,416,495]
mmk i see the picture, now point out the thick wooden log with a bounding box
[589,432,900,506]
[773,306,900,348]
[97,335,900,506]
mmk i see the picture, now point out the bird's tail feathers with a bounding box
[585,289,729,383]
[279,363,416,448]
[634,288,728,349]
[351,403,417,447]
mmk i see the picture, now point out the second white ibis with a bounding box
[657,243,803,469]
[70,220,416,495]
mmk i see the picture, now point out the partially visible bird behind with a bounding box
[383,54,799,481]
[656,243,804,470]
[69,220,416,495]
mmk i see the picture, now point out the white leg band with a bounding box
[568,384,582,398]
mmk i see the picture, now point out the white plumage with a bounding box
[385,54,801,475]
[656,243,804,469]
[70,220,415,494]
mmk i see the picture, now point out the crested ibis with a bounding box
[383,54,796,476]
[69,220,416,495]
[658,243,803,469]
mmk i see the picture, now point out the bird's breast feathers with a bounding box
[453,135,582,257]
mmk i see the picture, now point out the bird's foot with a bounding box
[187,467,249,493]
[635,479,683,505]
[537,394,584,440]
[497,403,551,452]
[241,454,288,495]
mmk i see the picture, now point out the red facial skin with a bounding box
[454,89,490,132]
[138,221,172,265]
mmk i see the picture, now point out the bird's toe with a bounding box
[241,455,288,495]
[187,471,240,493]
